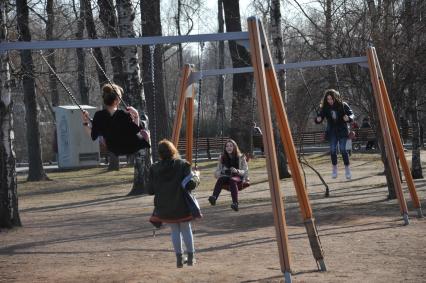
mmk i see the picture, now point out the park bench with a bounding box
[352,126,413,151]
[177,137,230,160]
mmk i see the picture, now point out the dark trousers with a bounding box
[329,134,350,166]
[212,176,239,203]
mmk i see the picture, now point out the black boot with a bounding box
[176,253,184,268]
[231,202,239,211]
[208,196,216,206]
[187,252,195,266]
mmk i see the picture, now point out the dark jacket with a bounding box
[315,102,354,139]
[91,109,150,155]
[147,159,192,221]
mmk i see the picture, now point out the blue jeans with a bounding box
[329,134,350,166]
[169,221,194,254]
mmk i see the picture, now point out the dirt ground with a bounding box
[1,151,425,283]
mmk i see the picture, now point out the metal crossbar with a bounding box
[0,32,249,52]
[187,56,368,84]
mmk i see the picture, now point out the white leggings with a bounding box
[169,221,194,254]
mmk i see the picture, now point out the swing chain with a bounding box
[149,45,158,161]
[39,51,89,119]
[88,48,129,109]
[194,42,205,169]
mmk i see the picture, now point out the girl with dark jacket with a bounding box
[208,139,249,211]
[315,89,354,179]
[147,139,199,268]
[82,84,150,155]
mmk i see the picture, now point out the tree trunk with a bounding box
[97,0,124,171]
[376,124,397,199]
[82,0,108,89]
[175,0,184,68]
[46,0,59,107]
[222,0,253,154]
[76,0,89,105]
[98,0,126,89]
[367,0,397,198]
[215,0,225,136]
[409,95,423,179]
[0,2,21,229]
[141,0,168,162]
[270,0,290,178]
[116,0,152,195]
[402,0,423,179]
[16,0,48,181]
[324,0,335,87]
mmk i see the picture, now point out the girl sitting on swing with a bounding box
[208,139,249,211]
[81,83,150,155]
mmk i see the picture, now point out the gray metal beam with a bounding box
[188,56,368,84]
[0,32,249,52]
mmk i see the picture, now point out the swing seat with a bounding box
[222,176,251,191]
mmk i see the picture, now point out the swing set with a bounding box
[2,16,423,283]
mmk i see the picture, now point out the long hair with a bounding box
[102,84,123,106]
[320,89,343,112]
[221,139,242,167]
[157,139,180,160]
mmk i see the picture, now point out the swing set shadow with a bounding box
[3,16,423,283]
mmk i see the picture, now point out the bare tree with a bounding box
[82,0,108,89]
[16,0,49,181]
[270,0,291,178]
[141,0,168,161]
[73,0,89,104]
[46,0,59,106]
[97,0,124,171]
[215,0,225,134]
[222,0,254,153]
[116,0,152,195]
[0,1,21,229]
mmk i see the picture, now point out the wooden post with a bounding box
[185,95,195,164]
[248,17,298,282]
[171,64,192,146]
[372,50,423,218]
[367,47,409,225]
[249,17,326,274]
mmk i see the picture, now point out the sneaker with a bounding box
[176,253,184,268]
[345,166,352,180]
[208,196,216,206]
[231,202,239,211]
[187,252,195,266]
[332,165,338,179]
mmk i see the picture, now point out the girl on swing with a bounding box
[315,89,354,180]
[81,83,150,157]
[208,139,249,211]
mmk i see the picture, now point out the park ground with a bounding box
[1,151,425,282]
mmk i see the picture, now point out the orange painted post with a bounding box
[185,95,195,164]
[367,47,409,224]
[248,17,292,281]
[171,64,192,146]
[257,19,325,271]
[372,50,423,218]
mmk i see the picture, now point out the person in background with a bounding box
[315,89,354,180]
[361,117,375,150]
[208,139,249,211]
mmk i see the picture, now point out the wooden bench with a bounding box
[177,137,230,160]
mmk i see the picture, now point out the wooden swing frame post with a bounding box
[248,17,326,277]
[185,76,196,164]
[367,47,410,224]
[171,64,198,164]
[370,48,423,218]
[171,64,192,146]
